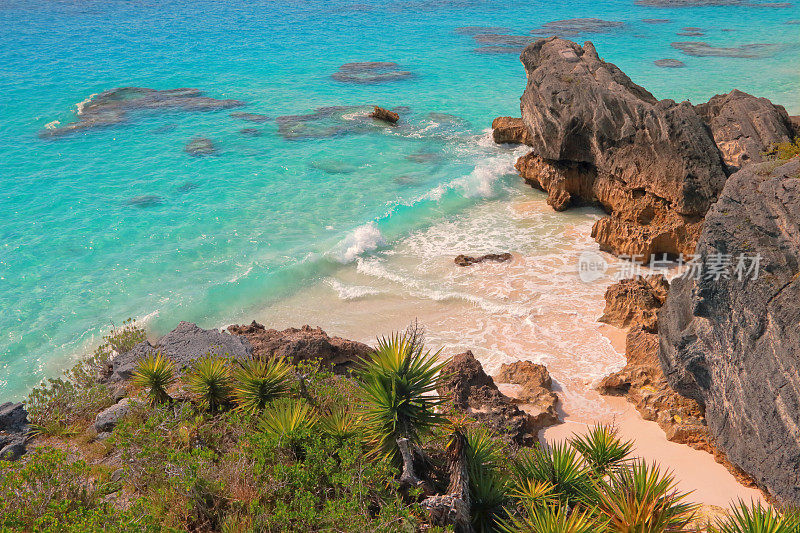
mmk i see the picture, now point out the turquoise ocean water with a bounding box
[1,0,798,400]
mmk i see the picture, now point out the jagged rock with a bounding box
[491,117,532,145]
[438,351,552,445]
[110,321,252,381]
[226,322,372,373]
[184,137,216,156]
[39,87,245,138]
[454,253,512,267]
[0,402,28,461]
[369,106,399,124]
[695,89,794,171]
[517,38,727,261]
[95,398,141,433]
[495,361,559,428]
[598,275,669,333]
[659,157,800,505]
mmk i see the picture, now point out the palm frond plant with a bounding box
[187,355,232,413]
[512,442,591,508]
[232,357,292,413]
[499,502,603,533]
[710,500,800,533]
[569,424,634,476]
[132,351,175,405]
[592,460,697,533]
[465,427,510,532]
[319,406,362,440]
[259,398,318,454]
[356,331,449,464]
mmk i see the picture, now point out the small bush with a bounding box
[766,137,800,161]
[232,356,292,413]
[132,351,176,405]
[186,355,232,412]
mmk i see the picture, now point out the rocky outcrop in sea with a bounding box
[660,157,800,505]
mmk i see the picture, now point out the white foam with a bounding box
[75,93,98,116]
[325,278,383,300]
[330,222,385,263]
[44,120,60,130]
[228,265,254,283]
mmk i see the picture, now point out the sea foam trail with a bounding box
[330,222,386,263]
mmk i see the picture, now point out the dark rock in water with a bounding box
[393,175,417,185]
[308,158,358,174]
[695,89,794,171]
[151,123,178,134]
[229,112,270,122]
[391,105,411,114]
[643,18,672,23]
[227,322,372,374]
[654,58,686,67]
[405,149,442,164]
[239,128,261,137]
[659,157,800,505]
[786,19,800,23]
[108,321,252,381]
[177,182,198,193]
[474,45,526,54]
[671,41,783,57]
[369,106,399,124]
[0,402,29,461]
[454,253,512,266]
[438,351,555,445]
[331,61,413,84]
[473,33,534,47]
[426,112,468,127]
[532,18,626,36]
[276,105,378,140]
[677,30,705,36]
[126,195,162,208]
[491,117,532,145]
[184,137,216,156]
[637,0,788,6]
[39,87,245,138]
[517,37,726,260]
[455,25,512,35]
[94,398,142,433]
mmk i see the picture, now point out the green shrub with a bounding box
[132,351,176,405]
[186,355,233,412]
[766,137,800,161]
[710,500,800,533]
[512,442,591,508]
[232,356,292,413]
[569,424,633,476]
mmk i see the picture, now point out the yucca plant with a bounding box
[132,351,175,405]
[356,331,449,463]
[465,427,510,532]
[232,357,292,413]
[499,502,603,533]
[260,398,318,453]
[592,460,697,533]
[570,424,634,476]
[512,442,591,508]
[187,355,232,413]
[319,406,362,440]
[710,500,800,533]
[511,479,558,509]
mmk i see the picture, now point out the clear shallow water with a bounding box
[1,0,798,400]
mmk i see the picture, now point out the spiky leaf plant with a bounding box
[319,406,362,440]
[132,351,175,405]
[465,427,510,532]
[511,479,558,509]
[356,331,448,463]
[187,355,232,413]
[710,500,800,533]
[512,442,591,508]
[592,460,697,533]
[499,503,603,533]
[569,424,634,476]
[259,398,318,452]
[232,357,292,413]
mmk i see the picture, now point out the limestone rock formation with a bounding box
[0,402,28,461]
[109,321,252,381]
[517,37,727,261]
[598,274,669,333]
[491,117,532,145]
[370,106,399,124]
[227,322,372,374]
[695,89,794,171]
[494,361,559,429]
[95,398,142,433]
[453,253,512,266]
[659,157,800,505]
[439,351,557,445]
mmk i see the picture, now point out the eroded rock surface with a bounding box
[599,275,669,333]
[370,106,400,124]
[659,157,800,505]
[495,361,559,429]
[439,351,556,445]
[491,117,532,145]
[453,253,512,267]
[227,322,372,374]
[695,89,794,171]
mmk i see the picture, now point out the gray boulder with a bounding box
[695,89,794,171]
[659,157,800,505]
[0,402,29,461]
[95,398,142,433]
[110,321,253,381]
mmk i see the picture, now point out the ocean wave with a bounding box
[330,222,386,263]
[325,278,383,300]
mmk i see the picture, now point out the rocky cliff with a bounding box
[659,157,800,505]
[511,37,794,261]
